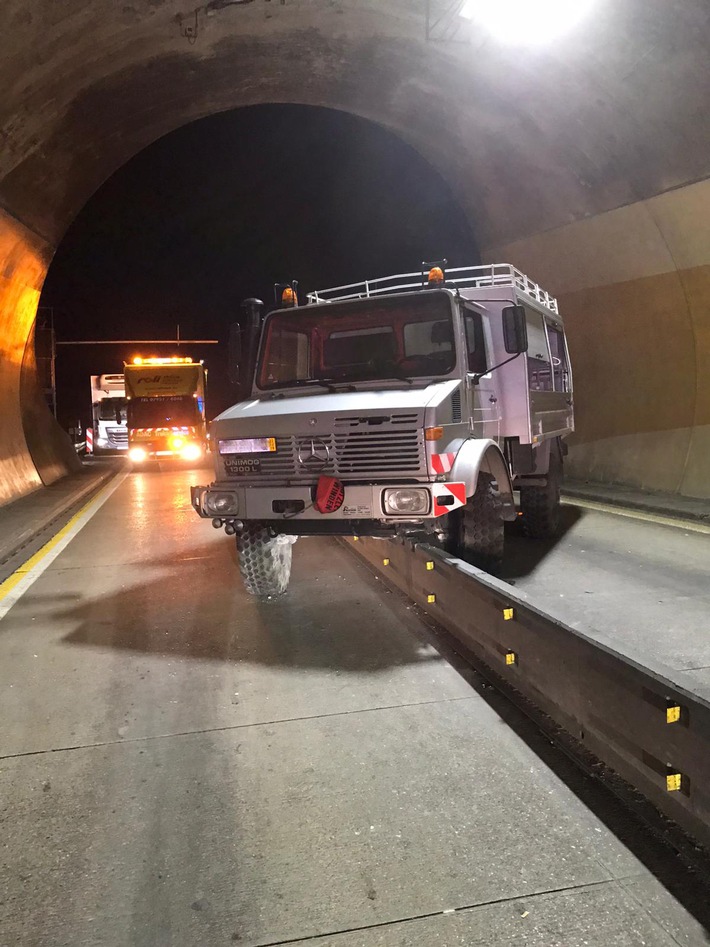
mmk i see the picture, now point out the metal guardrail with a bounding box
[345,537,710,850]
[307,263,559,313]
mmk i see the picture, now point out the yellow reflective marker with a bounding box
[383,558,390,566]
[505,651,517,666]
[352,536,359,541]
[503,607,515,621]
[666,705,681,724]
[666,773,682,792]
[427,594,436,604]
[426,561,435,571]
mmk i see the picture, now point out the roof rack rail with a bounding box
[306,263,558,313]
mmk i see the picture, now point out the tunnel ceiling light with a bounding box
[459,0,594,45]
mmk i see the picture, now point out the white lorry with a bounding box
[89,374,128,454]
[191,263,574,596]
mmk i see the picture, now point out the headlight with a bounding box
[169,434,186,451]
[128,447,148,463]
[383,488,430,515]
[205,492,239,515]
[180,444,202,462]
[97,437,109,448]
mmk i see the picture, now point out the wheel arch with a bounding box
[449,439,517,521]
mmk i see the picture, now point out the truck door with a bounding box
[526,309,572,437]
[463,307,500,439]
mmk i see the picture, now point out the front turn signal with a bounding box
[425,427,444,442]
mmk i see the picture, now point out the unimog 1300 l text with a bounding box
[191,263,574,596]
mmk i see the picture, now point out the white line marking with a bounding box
[563,497,710,535]
[0,471,128,621]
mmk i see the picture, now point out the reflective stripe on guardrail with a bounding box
[345,537,710,850]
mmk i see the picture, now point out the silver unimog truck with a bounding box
[191,263,574,596]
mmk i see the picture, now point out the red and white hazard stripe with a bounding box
[85,428,93,454]
[432,482,467,516]
[430,452,455,475]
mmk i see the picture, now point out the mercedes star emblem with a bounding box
[297,437,331,471]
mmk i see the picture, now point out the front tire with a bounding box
[519,450,562,539]
[237,525,294,597]
[449,472,505,572]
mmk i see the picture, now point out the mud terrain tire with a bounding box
[519,451,562,539]
[237,525,293,597]
[452,472,505,572]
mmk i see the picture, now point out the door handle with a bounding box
[489,396,498,403]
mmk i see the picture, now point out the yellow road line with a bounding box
[0,471,127,615]
[563,496,710,535]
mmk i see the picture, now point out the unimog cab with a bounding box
[191,263,574,595]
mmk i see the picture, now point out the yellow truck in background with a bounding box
[124,357,208,464]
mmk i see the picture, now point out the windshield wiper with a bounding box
[281,378,358,393]
[375,374,414,385]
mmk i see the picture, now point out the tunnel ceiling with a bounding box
[2,0,710,252]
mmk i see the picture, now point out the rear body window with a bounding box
[525,310,553,391]
[545,321,570,392]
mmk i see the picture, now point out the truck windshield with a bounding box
[96,398,127,422]
[257,292,457,389]
[127,396,200,428]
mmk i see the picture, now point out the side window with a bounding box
[545,322,570,392]
[525,310,553,391]
[464,311,487,374]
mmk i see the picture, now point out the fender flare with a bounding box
[449,439,517,521]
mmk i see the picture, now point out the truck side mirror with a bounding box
[228,322,242,386]
[502,305,528,354]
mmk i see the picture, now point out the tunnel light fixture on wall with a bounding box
[459,0,594,45]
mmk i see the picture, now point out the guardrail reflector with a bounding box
[666,772,682,792]
[383,558,390,566]
[503,607,515,621]
[666,704,681,724]
[427,593,436,604]
[505,651,517,666]
[426,561,435,571]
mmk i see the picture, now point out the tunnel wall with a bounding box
[0,207,74,506]
[20,320,81,487]
[485,178,710,498]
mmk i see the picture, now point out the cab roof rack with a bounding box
[307,263,558,314]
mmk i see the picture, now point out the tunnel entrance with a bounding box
[39,104,479,439]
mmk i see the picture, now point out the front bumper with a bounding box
[190,481,466,524]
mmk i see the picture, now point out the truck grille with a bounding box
[334,429,421,473]
[108,427,128,448]
[224,414,425,480]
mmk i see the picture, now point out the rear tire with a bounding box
[237,525,294,597]
[519,450,562,539]
[450,473,505,572]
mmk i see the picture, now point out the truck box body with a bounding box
[124,358,207,463]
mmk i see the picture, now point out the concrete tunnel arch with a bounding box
[1,0,709,506]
